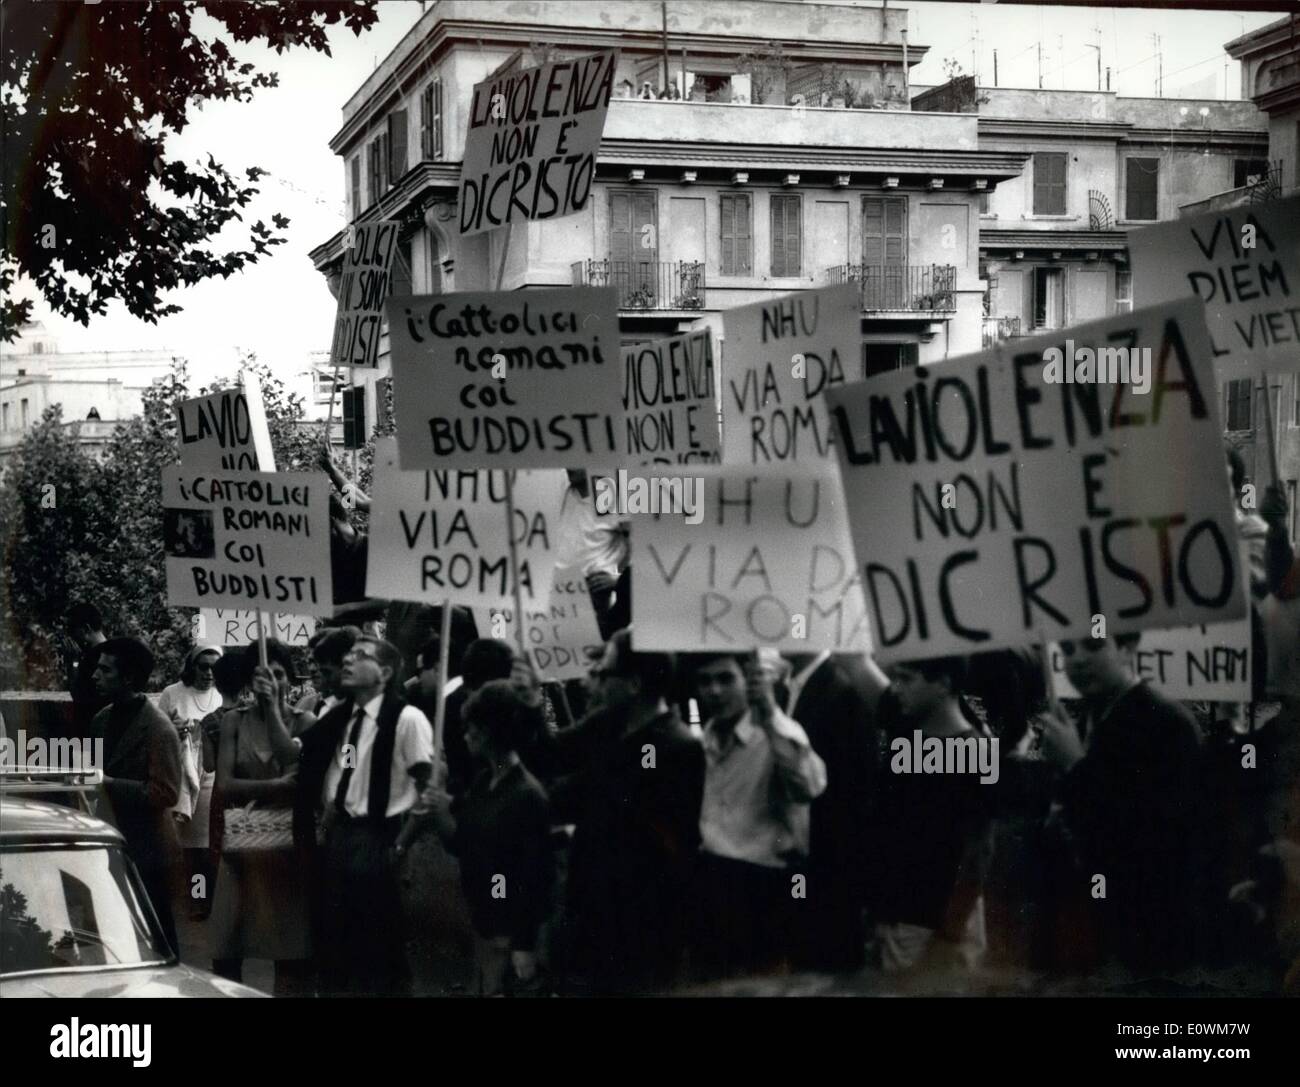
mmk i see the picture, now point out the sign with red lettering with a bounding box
[458,51,616,237]
[1129,193,1300,378]
[329,219,400,369]
[824,300,1245,663]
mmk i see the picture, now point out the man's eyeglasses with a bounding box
[343,648,379,664]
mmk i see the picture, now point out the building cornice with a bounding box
[979,117,1134,141]
[1226,14,1300,60]
[333,21,927,155]
[596,139,1029,177]
[1122,127,1270,151]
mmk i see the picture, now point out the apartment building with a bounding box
[309,0,1028,440]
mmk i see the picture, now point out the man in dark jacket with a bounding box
[786,651,889,972]
[1042,632,1202,974]
[549,628,704,994]
[91,637,183,953]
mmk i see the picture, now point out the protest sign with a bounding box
[824,299,1246,663]
[589,329,721,468]
[473,565,604,681]
[631,466,872,652]
[720,285,861,466]
[162,470,333,613]
[1129,193,1300,379]
[366,458,567,608]
[386,286,623,469]
[1048,620,1250,702]
[198,609,316,648]
[175,382,268,471]
[329,219,400,370]
[458,51,616,237]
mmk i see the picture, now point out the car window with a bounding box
[0,846,169,975]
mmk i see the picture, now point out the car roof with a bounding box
[0,795,124,845]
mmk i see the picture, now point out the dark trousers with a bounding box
[316,815,409,997]
[692,853,797,981]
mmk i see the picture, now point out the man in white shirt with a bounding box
[556,470,628,636]
[296,636,434,996]
[691,652,826,979]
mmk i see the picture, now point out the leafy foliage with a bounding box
[0,0,379,341]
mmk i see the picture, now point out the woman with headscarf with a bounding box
[158,644,223,918]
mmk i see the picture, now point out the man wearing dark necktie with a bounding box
[295,636,434,996]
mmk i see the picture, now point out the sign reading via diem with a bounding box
[386,286,623,469]
[162,470,333,613]
[366,457,566,608]
[458,51,616,237]
[1128,192,1300,379]
[473,566,603,682]
[176,383,268,471]
[198,609,317,648]
[330,219,400,370]
[721,285,861,466]
[824,299,1245,663]
[632,466,871,652]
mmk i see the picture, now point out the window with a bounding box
[427,231,443,295]
[366,132,389,207]
[1234,158,1269,188]
[421,78,444,160]
[979,191,992,215]
[1,403,8,430]
[1115,269,1133,314]
[21,398,30,428]
[719,193,752,275]
[1032,267,1064,329]
[1293,373,1300,426]
[1289,480,1298,543]
[391,237,413,299]
[770,194,802,277]
[1125,157,1159,221]
[1032,152,1067,215]
[862,343,919,379]
[387,111,407,183]
[1224,378,1253,431]
[609,191,658,306]
[862,196,908,307]
[349,157,361,220]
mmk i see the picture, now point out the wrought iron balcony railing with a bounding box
[571,259,706,311]
[982,315,1022,348]
[825,263,957,312]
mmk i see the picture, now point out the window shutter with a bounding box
[388,111,407,182]
[434,79,444,158]
[390,238,413,298]
[350,157,361,219]
[884,199,906,263]
[610,192,633,266]
[720,194,735,275]
[785,197,801,276]
[1125,158,1158,220]
[771,197,786,276]
[737,195,752,273]
[1033,152,1067,215]
[633,192,657,264]
[862,196,884,267]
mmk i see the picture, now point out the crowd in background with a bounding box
[59,447,1300,996]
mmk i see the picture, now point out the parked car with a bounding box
[0,775,264,997]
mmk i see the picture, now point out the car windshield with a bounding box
[0,845,170,975]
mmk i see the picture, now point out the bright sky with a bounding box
[16,2,1282,388]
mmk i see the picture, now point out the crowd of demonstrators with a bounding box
[56,458,1300,997]
[210,641,316,995]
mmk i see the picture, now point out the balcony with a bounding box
[571,259,706,312]
[826,264,957,313]
[982,315,1023,348]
